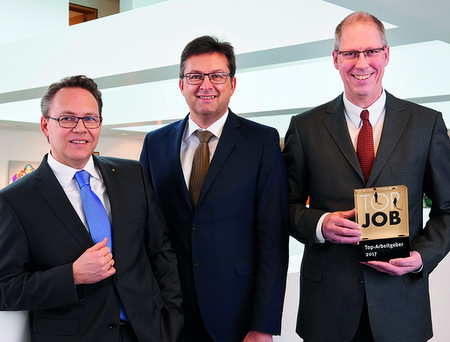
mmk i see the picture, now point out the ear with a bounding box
[332,50,339,70]
[230,76,237,95]
[179,78,185,95]
[41,116,49,138]
[384,46,390,66]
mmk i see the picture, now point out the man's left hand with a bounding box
[243,331,273,342]
[361,251,423,276]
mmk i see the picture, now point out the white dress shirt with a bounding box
[180,111,228,188]
[47,152,112,231]
[343,90,386,155]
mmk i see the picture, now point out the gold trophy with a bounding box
[354,185,409,261]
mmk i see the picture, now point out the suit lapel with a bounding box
[34,156,93,249]
[94,156,138,262]
[322,95,364,180]
[169,117,194,209]
[94,156,122,253]
[197,111,241,207]
[367,92,409,186]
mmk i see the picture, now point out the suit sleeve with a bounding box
[139,134,151,177]
[0,194,80,311]
[140,163,183,340]
[283,116,327,246]
[410,113,450,275]
[250,128,289,335]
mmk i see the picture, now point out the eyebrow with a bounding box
[185,69,228,74]
[339,46,384,51]
[60,111,99,116]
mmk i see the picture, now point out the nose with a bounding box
[199,74,213,88]
[355,51,369,68]
[73,118,87,132]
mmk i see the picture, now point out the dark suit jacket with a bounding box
[283,92,450,342]
[0,154,183,342]
[140,110,289,342]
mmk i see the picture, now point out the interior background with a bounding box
[0,1,448,341]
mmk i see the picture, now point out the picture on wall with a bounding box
[8,160,41,185]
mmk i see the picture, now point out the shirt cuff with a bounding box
[411,263,423,273]
[315,213,329,243]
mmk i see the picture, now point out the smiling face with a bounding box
[41,87,101,169]
[179,52,236,128]
[333,21,389,108]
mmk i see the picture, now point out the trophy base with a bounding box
[358,236,409,261]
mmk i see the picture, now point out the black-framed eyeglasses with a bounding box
[47,115,102,129]
[181,72,231,85]
[336,47,386,61]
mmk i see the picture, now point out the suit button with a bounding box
[193,261,200,267]
[114,276,120,283]
[108,322,118,330]
[359,278,364,284]
[192,224,199,231]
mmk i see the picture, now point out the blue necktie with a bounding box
[74,170,129,321]
[74,170,112,249]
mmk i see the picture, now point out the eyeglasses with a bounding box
[181,72,231,85]
[47,115,102,129]
[336,47,386,61]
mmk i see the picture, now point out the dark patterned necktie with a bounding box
[189,130,214,208]
[357,110,374,182]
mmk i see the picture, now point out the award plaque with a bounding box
[354,185,409,261]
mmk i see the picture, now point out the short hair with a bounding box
[179,35,236,79]
[41,75,103,118]
[334,11,387,50]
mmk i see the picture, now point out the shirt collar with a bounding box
[184,110,229,141]
[47,152,101,188]
[343,90,386,128]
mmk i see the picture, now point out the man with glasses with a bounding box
[0,75,183,341]
[140,35,289,342]
[283,11,450,342]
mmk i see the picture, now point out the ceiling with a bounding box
[1,0,449,139]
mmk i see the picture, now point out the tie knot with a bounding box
[360,109,370,121]
[74,170,91,188]
[195,130,214,143]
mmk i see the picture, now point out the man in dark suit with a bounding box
[283,11,450,342]
[0,75,183,342]
[140,36,289,342]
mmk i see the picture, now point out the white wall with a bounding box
[2,1,449,132]
[120,0,167,12]
[0,0,67,45]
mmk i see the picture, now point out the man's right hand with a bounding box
[322,209,361,244]
[72,238,116,285]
